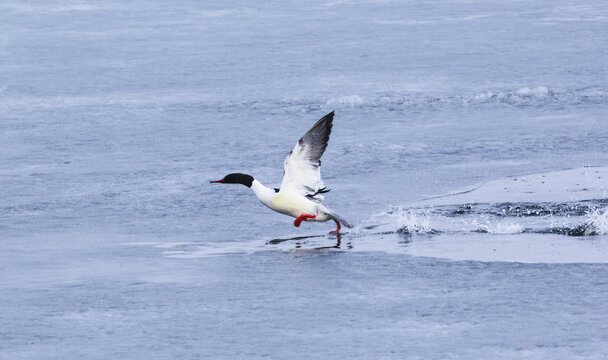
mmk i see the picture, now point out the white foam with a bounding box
[515,86,549,97]
[326,95,372,107]
[472,218,525,235]
[395,208,436,234]
[470,86,552,106]
[586,208,608,235]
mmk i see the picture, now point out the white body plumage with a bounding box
[250,180,332,222]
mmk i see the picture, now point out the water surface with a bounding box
[2,0,608,358]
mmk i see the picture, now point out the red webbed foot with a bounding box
[329,219,341,234]
[294,214,316,227]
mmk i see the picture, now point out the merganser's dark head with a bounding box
[210,173,254,188]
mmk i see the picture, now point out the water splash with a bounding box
[471,217,525,234]
[584,207,608,235]
[392,208,439,235]
[368,199,608,239]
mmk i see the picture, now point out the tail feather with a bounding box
[329,212,354,228]
[317,200,354,228]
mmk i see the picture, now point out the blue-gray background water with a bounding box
[2,1,608,358]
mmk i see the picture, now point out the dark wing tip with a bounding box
[319,111,334,125]
[295,111,336,162]
[313,110,334,124]
[309,111,334,138]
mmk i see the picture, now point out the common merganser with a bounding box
[211,111,353,234]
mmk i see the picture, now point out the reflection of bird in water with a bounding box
[267,232,346,250]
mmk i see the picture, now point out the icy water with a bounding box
[2,0,608,359]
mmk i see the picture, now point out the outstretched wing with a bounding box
[279,111,334,197]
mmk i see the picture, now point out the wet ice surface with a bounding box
[2,0,608,358]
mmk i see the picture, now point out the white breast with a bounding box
[249,179,331,222]
[269,193,316,218]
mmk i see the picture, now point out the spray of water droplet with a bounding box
[584,207,608,236]
[471,215,525,234]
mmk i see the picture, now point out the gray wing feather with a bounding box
[279,112,334,196]
[297,111,333,165]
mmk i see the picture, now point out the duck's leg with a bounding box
[329,219,341,234]
[294,214,316,227]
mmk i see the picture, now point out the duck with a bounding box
[210,111,353,234]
